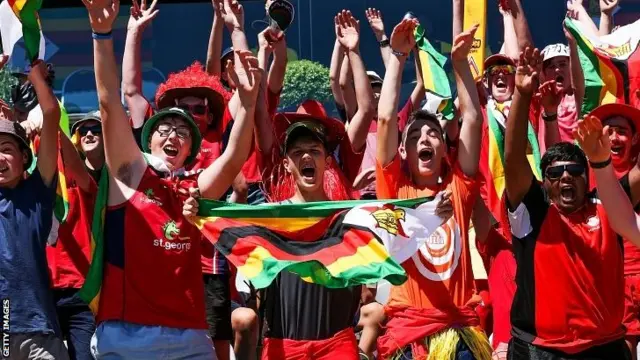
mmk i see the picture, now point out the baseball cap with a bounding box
[71,110,102,134]
[283,121,328,154]
[0,119,33,166]
[221,47,234,61]
[367,71,384,86]
[141,107,203,165]
[541,44,570,63]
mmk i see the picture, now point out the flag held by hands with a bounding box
[190,196,446,289]
[0,0,45,61]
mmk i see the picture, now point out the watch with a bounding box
[379,38,390,48]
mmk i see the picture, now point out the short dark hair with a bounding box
[401,110,444,144]
[540,142,588,176]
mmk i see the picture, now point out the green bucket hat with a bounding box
[141,107,202,165]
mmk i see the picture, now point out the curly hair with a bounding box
[155,61,232,109]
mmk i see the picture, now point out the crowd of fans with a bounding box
[3,0,640,359]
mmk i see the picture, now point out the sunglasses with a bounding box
[156,124,192,139]
[178,103,208,116]
[79,125,102,136]
[487,65,516,77]
[545,164,585,180]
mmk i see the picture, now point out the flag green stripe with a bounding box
[564,18,606,115]
[19,0,42,62]
[247,257,407,289]
[197,197,432,219]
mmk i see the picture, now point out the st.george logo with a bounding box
[163,220,180,241]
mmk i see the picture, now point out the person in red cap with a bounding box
[582,103,640,358]
[84,1,261,358]
[372,16,492,358]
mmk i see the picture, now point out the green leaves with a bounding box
[0,64,17,104]
[280,60,332,109]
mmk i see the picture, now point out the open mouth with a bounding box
[560,184,575,202]
[0,165,7,174]
[301,164,316,179]
[555,75,564,85]
[611,145,624,156]
[495,78,507,89]
[163,144,179,157]
[418,148,434,162]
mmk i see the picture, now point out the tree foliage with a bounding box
[280,60,332,109]
[0,66,16,104]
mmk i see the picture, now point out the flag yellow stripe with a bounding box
[420,50,436,91]
[238,246,271,279]
[11,0,27,13]
[488,127,504,198]
[193,216,326,232]
[599,61,619,105]
[324,239,390,275]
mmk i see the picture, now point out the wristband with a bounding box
[589,156,612,169]
[392,49,408,58]
[92,31,113,40]
[379,39,390,48]
[542,111,558,122]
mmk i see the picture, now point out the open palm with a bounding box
[451,25,479,61]
[515,48,542,95]
[228,50,263,100]
[337,11,360,51]
[128,0,158,31]
[390,19,417,54]
[574,116,611,163]
[365,8,385,34]
[82,0,119,34]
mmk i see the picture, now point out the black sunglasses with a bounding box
[79,125,102,136]
[545,164,585,180]
[178,103,208,116]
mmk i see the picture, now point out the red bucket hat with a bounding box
[155,62,231,126]
[588,103,640,132]
[273,100,346,153]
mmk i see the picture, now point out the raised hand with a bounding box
[222,0,244,31]
[515,47,542,95]
[573,115,611,163]
[82,0,119,34]
[227,50,263,101]
[539,80,562,113]
[258,28,275,54]
[336,10,361,52]
[600,0,619,15]
[389,18,418,55]
[0,55,8,71]
[451,24,479,61]
[365,8,385,36]
[212,0,223,18]
[128,0,158,32]
[498,0,511,15]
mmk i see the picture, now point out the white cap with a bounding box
[367,71,383,85]
[541,43,570,62]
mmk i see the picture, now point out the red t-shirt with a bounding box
[97,167,207,329]
[46,175,98,289]
[508,181,625,353]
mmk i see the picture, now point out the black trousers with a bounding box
[507,336,631,360]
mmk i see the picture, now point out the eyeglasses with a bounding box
[156,124,192,139]
[545,164,585,180]
[487,65,516,77]
[79,125,102,136]
[178,103,208,116]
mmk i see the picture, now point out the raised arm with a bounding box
[30,62,60,187]
[599,0,618,36]
[566,0,600,37]
[575,115,640,246]
[452,25,483,177]
[500,5,519,60]
[205,0,225,76]
[409,47,426,110]
[507,0,534,51]
[255,28,275,157]
[365,8,391,68]
[198,51,262,199]
[538,80,562,148]
[221,0,249,119]
[330,37,346,110]
[505,48,541,208]
[338,10,374,152]
[60,133,92,192]
[377,19,417,167]
[339,55,357,120]
[268,33,287,94]
[453,0,463,38]
[122,0,158,129]
[84,0,146,187]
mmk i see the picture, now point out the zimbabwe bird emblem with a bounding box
[364,204,409,238]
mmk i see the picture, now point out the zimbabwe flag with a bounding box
[564,17,640,115]
[0,0,44,61]
[190,196,446,289]
[415,24,454,120]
